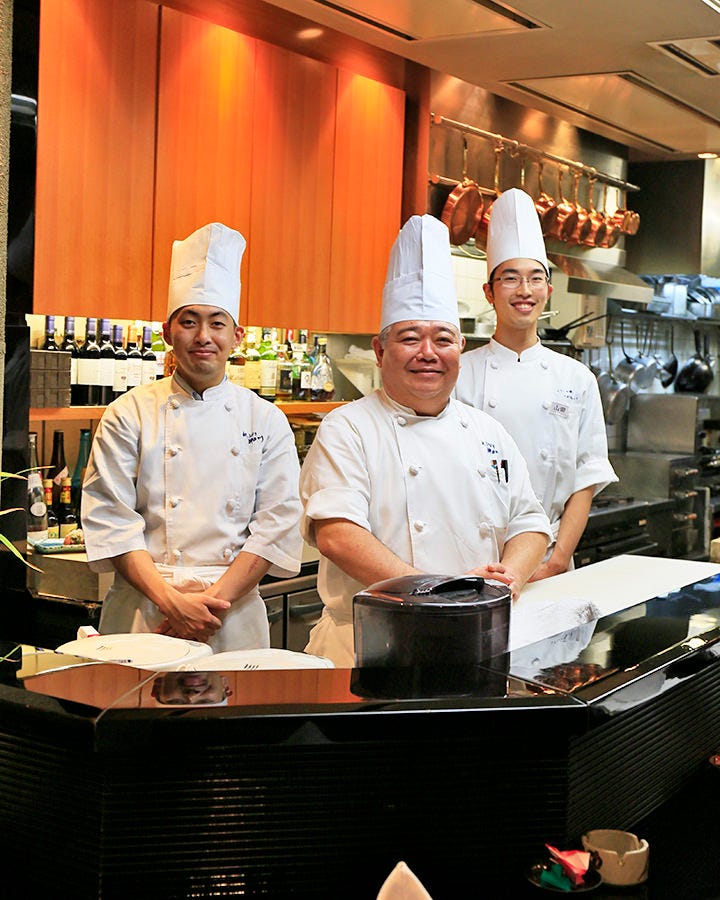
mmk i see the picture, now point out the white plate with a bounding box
[55,633,213,671]
[177,648,335,671]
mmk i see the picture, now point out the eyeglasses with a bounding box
[491,273,549,290]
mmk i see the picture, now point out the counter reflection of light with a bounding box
[297,27,324,40]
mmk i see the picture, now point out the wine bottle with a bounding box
[42,315,59,351]
[27,432,48,543]
[227,341,245,387]
[71,428,92,520]
[61,316,82,406]
[47,429,68,510]
[98,318,115,405]
[112,324,128,400]
[310,336,335,401]
[244,330,262,394]
[43,479,59,539]
[76,317,101,406]
[140,325,156,385]
[58,477,78,539]
[259,328,278,402]
[151,322,167,380]
[126,326,143,392]
[291,345,311,401]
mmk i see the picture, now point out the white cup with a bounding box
[582,829,649,886]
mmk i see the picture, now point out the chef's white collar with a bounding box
[172,371,230,401]
[488,336,543,362]
[379,387,451,419]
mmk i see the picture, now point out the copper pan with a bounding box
[535,161,558,236]
[473,143,503,250]
[440,136,484,246]
[581,176,606,247]
[547,168,579,241]
[564,171,592,245]
[595,184,620,248]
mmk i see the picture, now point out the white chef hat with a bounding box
[486,188,549,278]
[167,222,246,323]
[380,215,460,332]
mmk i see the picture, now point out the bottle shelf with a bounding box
[30,400,345,421]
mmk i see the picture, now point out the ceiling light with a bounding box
[700,0,720,13]
[297,27,324,40]
[698,151,720,157]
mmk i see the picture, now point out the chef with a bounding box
[299,214,552,667]
[455,189,617,580]
[82,223,302,651]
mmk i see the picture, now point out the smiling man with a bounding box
[299,214,552,667]
[455,189,617,580]
[82,223,302,650]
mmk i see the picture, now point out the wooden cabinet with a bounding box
[245,41,337,331]
[152,7,256,321]
[329,71,405,334]
[34,2,406,332]
[35,0,158,320]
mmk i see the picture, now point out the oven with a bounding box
[574,497,674,568]
[259,561,323,652]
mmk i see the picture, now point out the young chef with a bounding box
[82,223,302,651]
[299,214,553,667]
[455,189,617,580]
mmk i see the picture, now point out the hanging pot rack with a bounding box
[431,113,640,193]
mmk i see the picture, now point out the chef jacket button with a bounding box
[490,360,499,369]
[541,361,549,370]
[169,497,180,508]
[478,468,486,478]
[542,400,550,410]
[169,399,180,410]
[172,548,182,560]
[222,547,232,560]
[409,465,420,476]
[397,416,407,426]
[540,449,548,460]
[413,520,425,532]
[169,446,179,457]
[231,446,241,456]
[460,419,469,429]
[225,402,232,412]
[488,399,497,408]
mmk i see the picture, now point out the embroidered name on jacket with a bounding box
[243,431,265,445]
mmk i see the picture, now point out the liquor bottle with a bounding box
[310,336,335,401]
[151,322,167,380]
[276,339,293,401]
[42,315,59,351]
[47,428,68,510]
[71,427,92,519]
[291,346,311,401]
[227,341,245,388]
[61,316,81,406]
[97,318,115,405]
[259,328,278,402]
[58,478,78,539]
[43,479,59,539]
[126,326,143,392]
[112,324,128,400]
[27,432,48,543]
[76,317,101,406]
[141,326,157,385]
[244,330,262,394]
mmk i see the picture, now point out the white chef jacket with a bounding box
[455,339,617,533]
[82,374,302,652]
[299,389,552,666]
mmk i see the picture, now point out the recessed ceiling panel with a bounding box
[649,37,720,77]
[311,0,540,41]
[511,73,720,153]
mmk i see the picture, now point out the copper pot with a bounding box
[534,161,558,236]
[581,177,604,247]
[565,171,592,245]
[547,168,579,241]
[595,184,620,248]
[440,137,484,246]
[473,144,503,250]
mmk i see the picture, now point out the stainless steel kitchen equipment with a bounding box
[573,496,674,568]
[259,562,322,652]
[627,394,720,455]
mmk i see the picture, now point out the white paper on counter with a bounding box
[509,555,720,651]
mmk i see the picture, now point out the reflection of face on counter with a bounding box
[151,672,231,706]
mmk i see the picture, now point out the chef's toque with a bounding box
[380,215,460,332]
[486,188,549,278]
[167,223,246,323]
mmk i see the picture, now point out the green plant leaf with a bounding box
[0,534,44,573]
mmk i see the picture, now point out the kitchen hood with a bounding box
[548,247,655,306]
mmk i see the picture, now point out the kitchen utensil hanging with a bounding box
[600,331,630,425]
[440,135,484,246]
[535,160,558,235]
[565,171,592,245]
[473,142,503,250]
[546,167,579,242]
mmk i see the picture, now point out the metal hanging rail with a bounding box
[431,113,640,193]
